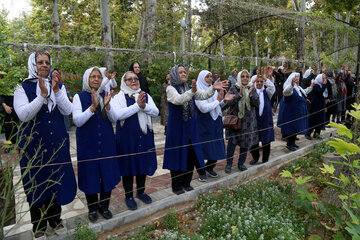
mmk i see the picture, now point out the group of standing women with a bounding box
[14,52,157,239]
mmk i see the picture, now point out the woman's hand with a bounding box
[3,103,12,114]
[104,70,117,79]
[39,77,48,98]
[137,91,146,109]
[213,79,228,91]
[248,85,254,96]
[224,91,235,103]
[51,70,61,93]
[89,89,97,112]
[191,79,197,93]
[217,89,224,102]
[104,90,114,110]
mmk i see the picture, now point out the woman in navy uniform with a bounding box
[14,52,76,238]
[277,73,314,151]
[108,71,158,210]
[163,64,227,195]
[249,75,275,164]
[72,66,120,222]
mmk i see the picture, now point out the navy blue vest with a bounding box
[163,86,205,171]
[255,90,274,143]
[116,94,157,176]
[76,91,120,194]
[19,81,76,205]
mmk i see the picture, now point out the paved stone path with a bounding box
[2,115,336,239]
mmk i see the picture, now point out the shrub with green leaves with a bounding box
[73,218,98,240]
[197,179,306,240]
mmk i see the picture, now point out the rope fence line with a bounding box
[9,119,336,228]
[4,93,353,171]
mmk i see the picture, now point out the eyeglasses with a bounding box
[241,75,249,78]
[89,75,102,80]
[125,77,139,82]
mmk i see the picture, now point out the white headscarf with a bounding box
[195,70,222,120]
[24,52,56,112]
[303,68,312,79]
[283,72,307,97]
[314,73,328,98]
[117,71,152,134]
[82,66,107,111]
[235,70,252,119]
[255,77,265,116]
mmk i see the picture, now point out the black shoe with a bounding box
[206,169,218,178]
[173,189,185,195]
[293,144,299,149]
[125,197,138,210]
[305,134,312,140]
[136,193,152,204]
[238,165,247,171]
[184,186,194,191]
[99,209,113,219]
[225,164,232,174]
[286,145,296,151]
[88,210,98,223]
[249,159,258,165]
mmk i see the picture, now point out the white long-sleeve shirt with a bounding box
[283,84,313,97]
[166,85,215,105]
[107,93,159,123]
[14,85,72,122]
[103,78,117,93]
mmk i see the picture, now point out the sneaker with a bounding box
[249,159,258,165]
[99,209,113,219]
[286,145,296,151]
[136,193,152,204]
[238,165,247,171]
[184,186,194,191]
[53,223,67,235]
[305,134,312,140]
[172,189,185,195]
[198,174,207,182]
[206,169,218,178]
[225,164,232,174]
[125,197,138,210]
[88,210,98,223]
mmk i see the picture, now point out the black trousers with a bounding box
[122,174,146,198]
[287,134,297,147]
[226,141,248,166]
[85,191,111,213]
[170,143,197,192]
[30,197,61,233]
[250,143,271,162]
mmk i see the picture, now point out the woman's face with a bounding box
[293,76,299,85]
[88,69,103,90]
[240,71,249,86]
[36,54,51,78]
[133,63,141,74]
[204,73,212,85]
[166,74,170,83]
[322,74,327,82]
[178,66,187,83]
[255,77,264,89]
[125,72,140,90]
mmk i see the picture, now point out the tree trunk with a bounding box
[218,0,225,69]
[137,15,144,49]
[142,0,156,64]
[334,12,341,63]
[343,11,351,54]
[185,0,192,66]
[296,0,306,72]
[311,24,319,64]
[100,0,114,70]
[52,0,60,65]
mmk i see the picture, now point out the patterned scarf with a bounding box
[170,64,193,122]
[235,70,251,119]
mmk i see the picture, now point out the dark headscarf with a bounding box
[170,64,193,122]
[129,61,150,94]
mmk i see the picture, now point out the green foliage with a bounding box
[281,103,360,239]
[73,218,98,240]
[163,208,180,231]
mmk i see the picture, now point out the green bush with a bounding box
[73,218,98,240]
